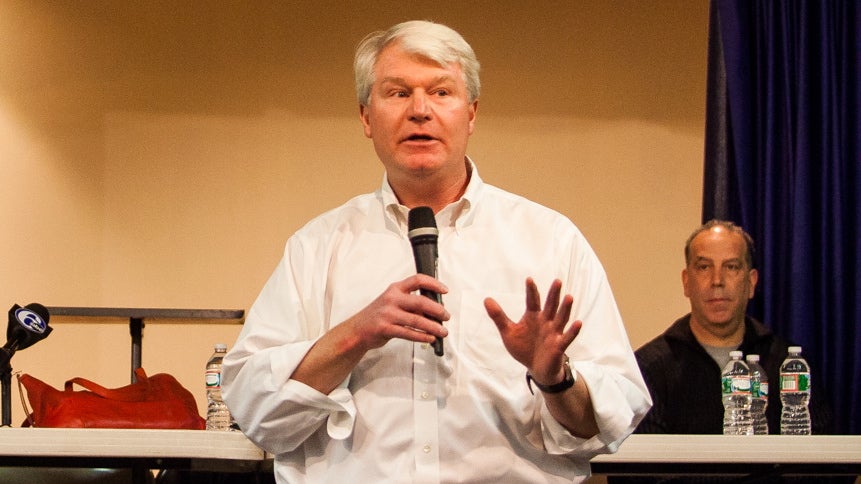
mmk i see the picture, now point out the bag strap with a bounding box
[64,367,151,402]
[14,373,35,427]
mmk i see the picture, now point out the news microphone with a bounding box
[408,206,444,356]
[0,304,51,427]
[4,303,52,356]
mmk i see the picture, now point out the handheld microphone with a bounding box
[408,206,444,356]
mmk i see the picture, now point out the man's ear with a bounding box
[682,268,691,298]
[359,104,372,138]
[747,268,759,299]
[467,100,478,135]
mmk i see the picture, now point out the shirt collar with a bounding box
[380,157,483,235]
[669,313,775,349]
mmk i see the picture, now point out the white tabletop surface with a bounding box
[0,428,262,461]
[591,434,861,464]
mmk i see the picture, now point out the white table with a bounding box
[590,434,861,477]
[0,428,265,483]
[0,429,858,480]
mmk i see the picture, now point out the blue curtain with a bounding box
[703,0,860,434]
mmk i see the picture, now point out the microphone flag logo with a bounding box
[14,307,47,334]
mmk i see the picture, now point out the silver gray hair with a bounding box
[354,20,481,106]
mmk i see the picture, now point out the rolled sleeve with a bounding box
[540,361,651,458]
[224,339,358,453]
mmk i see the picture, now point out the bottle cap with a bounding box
[746,354,760,362]
[729,350,743,358]
[214,343,228,351]
[788,345,802,353]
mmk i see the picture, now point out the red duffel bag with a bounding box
[18,367,205,429]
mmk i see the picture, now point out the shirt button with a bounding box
[420,391,430,399]
[421,343,429,350]
[423,444,431,453]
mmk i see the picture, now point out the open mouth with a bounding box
[404,134,435,142]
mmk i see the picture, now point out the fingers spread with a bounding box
[561,319,583,347]
[484,297,510,331]
[554,294,574,330]
[542,279,563,321]
[524,277,542,312]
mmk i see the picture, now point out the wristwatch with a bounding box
[526,355,576,395]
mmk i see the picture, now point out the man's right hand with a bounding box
[291,274,449,394]
[347,273,450,352]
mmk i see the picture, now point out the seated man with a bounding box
[635,219,832,435]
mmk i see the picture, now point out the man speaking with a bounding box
[223,20,650,483]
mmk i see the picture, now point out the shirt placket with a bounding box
[413,341,440,483]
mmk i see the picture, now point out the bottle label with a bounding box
[760,381,769,397]
[751,379,761,398]
[780,373,810,392]
[206,369,221,389]
[722,375,751,395]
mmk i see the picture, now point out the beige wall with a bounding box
[0,1,707,424]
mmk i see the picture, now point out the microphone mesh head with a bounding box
[408,206,437,231]
[23,303,50,323]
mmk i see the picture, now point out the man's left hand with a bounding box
[484,278,583,387]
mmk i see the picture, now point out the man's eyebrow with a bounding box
[379,76,407,85]
[378,75,455,86]
[692,256,745,266]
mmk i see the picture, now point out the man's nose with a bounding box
[711,269,725,286]
[408,92,431,121]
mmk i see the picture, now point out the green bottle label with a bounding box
[797,373,810,392]
[722,376,732,395]
[722,375,750,395]
[750,379,761,398]
[780,373,810,392]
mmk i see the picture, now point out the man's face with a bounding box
[359,42,477,185]
[682,226,758,339]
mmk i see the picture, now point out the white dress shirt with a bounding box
[223,162,651,483]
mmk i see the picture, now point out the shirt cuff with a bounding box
[540,360,638,456]
[269,338,358,440]
[282,377,357,441]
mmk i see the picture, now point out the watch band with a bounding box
[526,355,575,395]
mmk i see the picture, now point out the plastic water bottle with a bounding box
[745,354,769,435]
[205,343,233,431]
[780,346,811,435]
[721,350,753,435]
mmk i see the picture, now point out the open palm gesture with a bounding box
[484,278,583,385]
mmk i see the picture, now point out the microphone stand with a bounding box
[0,348,13,427]
[0,304,52,427]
